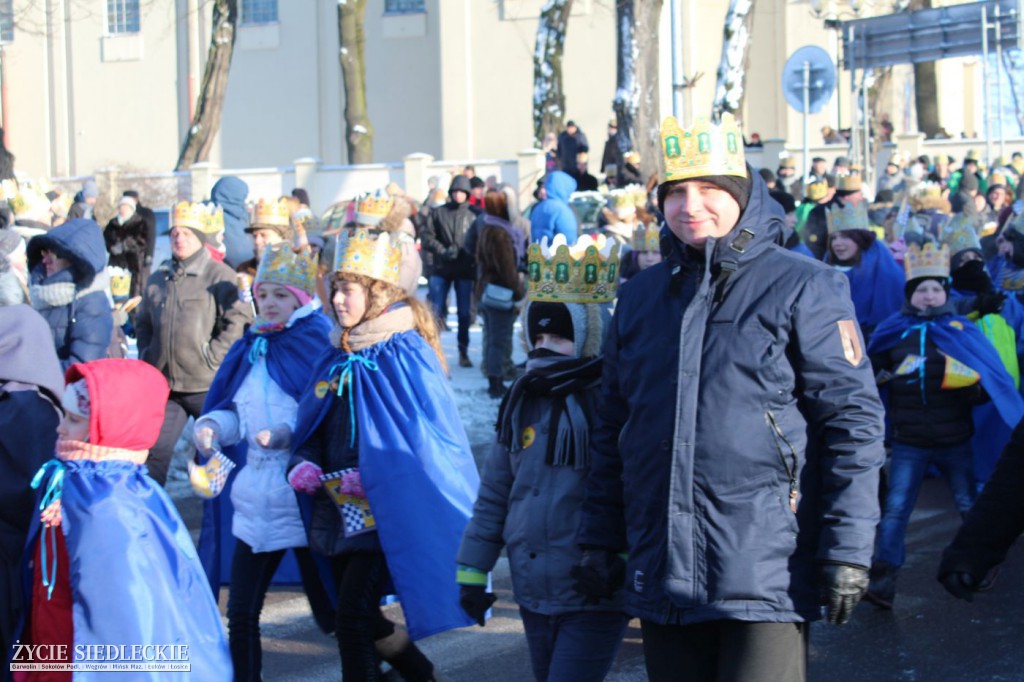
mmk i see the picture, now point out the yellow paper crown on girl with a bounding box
[632,225,660,252]
[252,198,291,228]
[805,178,829,202]
[835,171,863,192]
[527,234,620,303]
[332,228,401,285]
[660,114,746,183]
[904,243,950,280]
[108,266,132,298]
[355,190,394,226]
[941,214,982,256]
[256,243,318,297]
[173,201,222,234]
[826,201,869,234]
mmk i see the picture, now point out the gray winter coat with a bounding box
[458,356,625,616]
[135,247,253,393]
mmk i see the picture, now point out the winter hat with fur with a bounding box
[522,300,606,359]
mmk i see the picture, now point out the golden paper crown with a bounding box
[173,201,223,234]
[355,190,394,227]
[826,201,869,234]
[255,242,318,297]
[608,190,635,212]
[904,243,950,281]
[632,225,660,252]
[108,266,132,298]
[527,234,620,303]
[805,178,829,202]
[332,228,401,285]
[941,214,982,256]
[252,198,291,228]
[626,184,648,208]
[835,171,863,192]
[990,172,1008,187]
[912,181,943,200]
[660,114,746,183]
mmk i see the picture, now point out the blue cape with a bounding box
[197,312,332,590]
[292,330,479,641]
[869,311,1024,432]
[841,240,905,332]
[22,460,231,679]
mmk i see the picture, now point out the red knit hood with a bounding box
[64,359,170,449]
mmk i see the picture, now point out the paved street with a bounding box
[165,302,1024,681]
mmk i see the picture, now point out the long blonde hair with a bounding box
[331,273,447,372]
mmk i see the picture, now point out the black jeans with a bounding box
[331,551,396,682]
[226,541,326,682]
[146,391,207,486]
[480,305,517,379]
[641,619,807,682]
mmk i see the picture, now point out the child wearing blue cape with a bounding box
[289,229,480,682]
[190,243,332,681]
[16,359,231,681]
[864,243,1024,610]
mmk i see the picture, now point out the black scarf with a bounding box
[496,354,603,469]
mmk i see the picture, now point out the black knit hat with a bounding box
[657,170,752,214]
[905,275,949,301]
[527,302,574,344]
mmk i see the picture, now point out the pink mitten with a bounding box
[340,469,366,498]
[287,461,324,494]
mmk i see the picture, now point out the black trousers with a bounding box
[147,391,207,486]
[331,551,395,682]
[641,619,808,682]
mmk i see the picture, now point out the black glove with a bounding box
[938,571,976,602]
[570,549,626,605]
[820,563,869,625]
[444,245,460,260]
[459,584,496,627]
[976,291,1007,316]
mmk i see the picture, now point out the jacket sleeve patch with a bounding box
[837,320,864,367]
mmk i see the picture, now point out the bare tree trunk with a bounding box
[338,0,373,164]
[907,0,940,137]
[614,0,664,182]
[176,0,238,171]
[632,1,663,184]
[533,0,574,148]
[711,0,755,121]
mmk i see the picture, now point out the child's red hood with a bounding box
[64,359,170,450]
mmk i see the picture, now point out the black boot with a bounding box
[865,561,898,609]
[487,376,505,399]
[459,351,473,368]
[376,628,436,682]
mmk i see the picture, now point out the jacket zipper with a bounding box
[765,410,800,513]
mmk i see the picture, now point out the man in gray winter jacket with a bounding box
[136,209,252,485]
[575,115,885,682]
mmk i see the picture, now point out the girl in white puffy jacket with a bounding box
[191,243,332,682]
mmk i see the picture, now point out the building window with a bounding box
[0,0,11,44]
[384,0,425,14]
[241,0,278,25]
[106,0,140,34]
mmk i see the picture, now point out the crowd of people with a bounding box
[1,109,1024,682]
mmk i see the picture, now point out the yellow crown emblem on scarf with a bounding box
[332,228,401,285]
[805,178,829,202]
[660,114,746,183]
[826,201,869,234]
[252,198,291,228]
[904,243,950,281]
[173,201,222,234]
[355,190,394,227]
[256,243,318,297]
[941,214,982,256]
[632,225,660,252]
[108,266,132,298]
[527,234,620,303]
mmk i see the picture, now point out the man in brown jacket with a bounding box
[135,204,252,485]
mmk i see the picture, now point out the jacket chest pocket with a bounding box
[704,320,786,387]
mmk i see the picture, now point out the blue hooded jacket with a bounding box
[26,219,113,369]
[530,171,578,244]
[211,176,251,268]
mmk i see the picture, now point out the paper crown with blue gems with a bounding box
[332,228,401,285]
[905,242,950,281]
[256,242,318,297]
